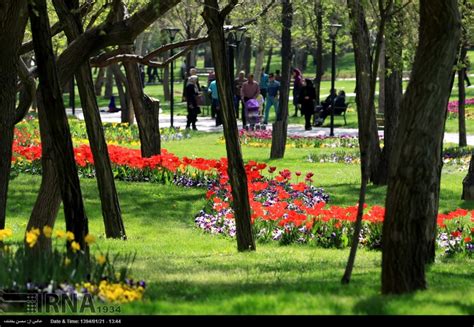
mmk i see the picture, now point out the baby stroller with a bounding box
[244,98,263,131]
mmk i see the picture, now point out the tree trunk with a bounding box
[347,0,383,184]
[458,47,467,147]
[104,66,114,99]
[111,64,134,124]
[204,43,213,67]
[202,0,256,252]
[314,0,323,104]
[378,40,386,113]
[28,0,90,250]
[253,33,266,82]
[94,67,105,96]
[270,0,293,159]
[265,46,273,74]
[123,50,161,157]
[241,36,252,75]
[27,90,62,251]
[377,6,403,185]
[54,0,126,239]
[462,153,474,200]
[0,0,28,229]
[382,0,460,294]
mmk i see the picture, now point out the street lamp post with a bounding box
[329,23,342,137]
[164,27,180,128]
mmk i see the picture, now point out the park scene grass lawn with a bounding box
[6,121,474,314]
[2,0,474,319]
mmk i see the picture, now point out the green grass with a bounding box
[6,130,474,314]
[6,173,474,315]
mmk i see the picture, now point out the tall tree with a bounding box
[377,0,404,184]
[0,0,28,229]
[202,0,256,252]
[53,0,126,239]
[382,0,460,294]
[346,0,393,185]
[313,0,324,104]
[270,0,293,159]
[28,0,90,250]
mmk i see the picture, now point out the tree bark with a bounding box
[27,90,62,251]
[314,0,323,104]
[382,0,460,294]
[253,33,266,82]
[111,64,134,124]
[462,153,474,200]
[458,46,467,147]
[240,36,252,75]
[202,0,256,252]
[265,46,273,74]
[378,40,386,114]
[104,66,114,99]
[0,0,28,229]
[54,0,126,239]
[94,68,105,96]
[123,49,161,157]
[377,5,403,185]
[28,0,89,250]
[270,0,293,159]
[347,0,383,184]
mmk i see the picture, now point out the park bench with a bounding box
[313,103,349,127]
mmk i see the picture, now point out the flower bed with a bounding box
[197,181,474,256]
[230,130,363,149]
[14,118,191,148]
[448,98,474,119]
[0,228,146,310]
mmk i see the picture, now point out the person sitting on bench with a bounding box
[314,90,346,126]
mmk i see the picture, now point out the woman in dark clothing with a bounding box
[185,75,200,130]
[292,68,304,117]
[298,79,317,130]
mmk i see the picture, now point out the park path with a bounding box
[67,108,474,146]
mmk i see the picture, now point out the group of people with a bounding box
[292,68,346,130]
[183,65,346,131]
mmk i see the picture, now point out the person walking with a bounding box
[298,79,316,130]
[234,71,247,119]
[241,74,260,126]
[263,73,280,125]
[208,79,222,126]
[292,68,304,117]
[185,75,201,130]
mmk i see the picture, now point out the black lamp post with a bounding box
[329,23,342,137]
[164,27,180,128]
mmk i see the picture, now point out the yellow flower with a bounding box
[0,228,13,241]
[66,231,75,241]
[96,254,106,265]
[70,241,80,253]
[85,234,96,245]
[42,226,53,238]
[26,231,38,248]
[31,228,40,236]
[56,230,66,239]
[64,257,71,266]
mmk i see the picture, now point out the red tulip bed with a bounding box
[11,129,474,256]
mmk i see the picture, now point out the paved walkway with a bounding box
[66,108,474,146]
